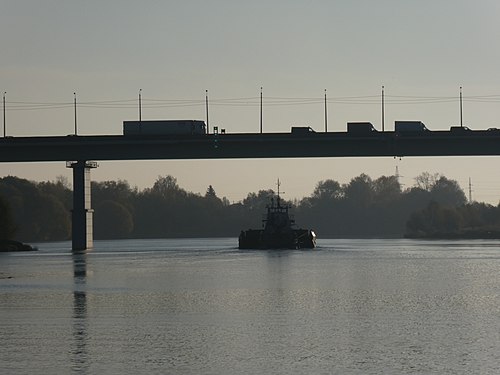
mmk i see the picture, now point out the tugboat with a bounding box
[238,180,316,249]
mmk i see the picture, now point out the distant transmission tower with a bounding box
[468,177,473,203]
[395,166,404,187]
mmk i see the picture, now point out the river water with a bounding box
[0,238,499,374]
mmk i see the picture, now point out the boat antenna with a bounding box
[276,178,285,207]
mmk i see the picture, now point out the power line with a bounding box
[5,92,500,112]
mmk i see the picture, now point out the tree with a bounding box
[413,173,467,206]
[0,171,489,240]
[430,176,467,206]
[373,175,401,202]
[94,200,134,239]
[242,189,275,211]
[38,177,72,211]
[0,176,71,241]
[406,201,463,236]
[414,172,440,191]
[205,185,217,199]
[151,175,183,199]
[406,210,426,236]
[343,174,374,207]
[312,179,342,201]
[33,194,71,241]
[92,180,134,202]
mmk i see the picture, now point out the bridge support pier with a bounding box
[67,161,98,251]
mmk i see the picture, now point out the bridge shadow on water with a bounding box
[71,251,89,373]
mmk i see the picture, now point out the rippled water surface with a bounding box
[1,238,499,374]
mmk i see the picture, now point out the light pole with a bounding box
[460,86,463,127]
[139,89,142,134]
[74,92,77,135]
[381,85,385,132]
[260,87,263,134]
[2,92,6,138]
[205,89,209,133]
[324,89,328,132]
[139,89,142,123]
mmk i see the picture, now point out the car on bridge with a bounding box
[291,126,316,135]
[450,126,471,133]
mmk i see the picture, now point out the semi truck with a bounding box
[123,120,206,135]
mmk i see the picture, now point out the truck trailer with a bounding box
[123,120,206,136]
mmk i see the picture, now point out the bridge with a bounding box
[2,129,500,250]
[3,130,500,162]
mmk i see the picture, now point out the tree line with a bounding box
[1,172,500,242]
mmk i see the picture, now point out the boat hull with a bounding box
[239,229,316,250]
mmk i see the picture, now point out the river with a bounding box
[1,238,499,374]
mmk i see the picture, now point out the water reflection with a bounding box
[72,251,89,373]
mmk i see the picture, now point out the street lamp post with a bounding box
[3,92,6,138]
[139,89,142,134]
[74,92,78,135]
[381,85,385,132]
[324,89,328,132]
[205,89,209,134]
[260,87,263,134]
[460,86,463,127]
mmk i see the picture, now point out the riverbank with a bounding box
[405,229,500,240]
[0,239,37,252]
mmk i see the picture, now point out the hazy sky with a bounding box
[2,1,500,203]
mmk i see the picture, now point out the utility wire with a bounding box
[6,93,500,111]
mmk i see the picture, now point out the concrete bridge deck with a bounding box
[2,130,500,162]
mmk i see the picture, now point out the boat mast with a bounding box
[276,178,284,208]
